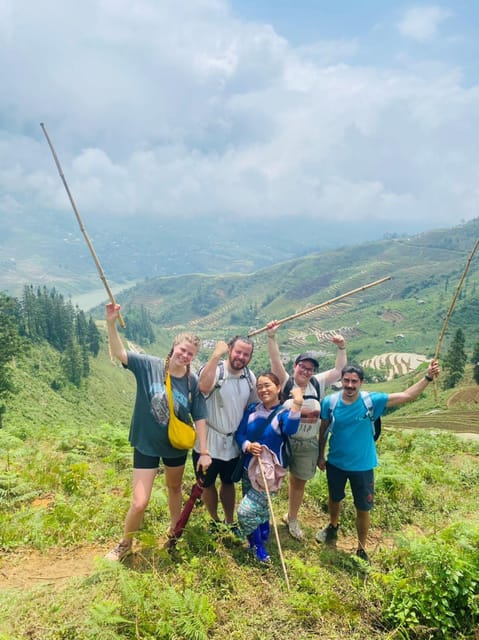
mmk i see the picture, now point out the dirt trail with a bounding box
[0,544,108,590]
[0,531,387,591]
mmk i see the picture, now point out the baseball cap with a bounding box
[295,352,319,370]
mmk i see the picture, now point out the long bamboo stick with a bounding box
[433,238,479,400]
[258,456,290,592]
[40,123,126,328]
[248,275,391,337]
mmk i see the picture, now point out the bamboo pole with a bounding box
[257,456,290,592]
[433,238,479,400]
[40,123,126,328]
[248,275,391,337]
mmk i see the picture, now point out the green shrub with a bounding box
[377,523,479,639]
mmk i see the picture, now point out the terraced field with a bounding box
[384,386,479,435]
[362,352,428,380]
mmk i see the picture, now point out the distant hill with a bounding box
[0,207,442,297]
[106,218,479,363]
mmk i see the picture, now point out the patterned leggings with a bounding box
[237,475,276,536]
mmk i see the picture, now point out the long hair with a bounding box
[164,332,201,379]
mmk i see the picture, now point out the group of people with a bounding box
[104,303,440,565]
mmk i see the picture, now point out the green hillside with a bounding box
[1,220,479,639]
[106,218,479,367]
[1,336,479,639]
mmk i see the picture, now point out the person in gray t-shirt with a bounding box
[104,303,210,562]
[196,336,257,531]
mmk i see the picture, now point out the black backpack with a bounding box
[283,375,320,403]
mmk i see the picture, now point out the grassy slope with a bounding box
[1,334,479,639]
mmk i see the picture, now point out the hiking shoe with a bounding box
[226,521,243,539]
[282,514,304,540]
[315,523,338,544]
[356,548,370,564]
[104,541,132,562]
[208,519,222,535]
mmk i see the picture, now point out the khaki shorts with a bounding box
[288,437,319,481]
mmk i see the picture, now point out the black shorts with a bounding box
[192,451,240,487]
[133,448,187,469]
[325,461,375,511]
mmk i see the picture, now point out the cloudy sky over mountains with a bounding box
[1,1,478,233]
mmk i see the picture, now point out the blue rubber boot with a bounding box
[246,527,270,563]
[259,520,270,542]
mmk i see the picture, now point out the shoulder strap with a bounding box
[360,391,373,419]
[283,376,320,401]
[241,366,254,392]
[325,392,340,437]
[206,361,253,399]
[361,391,381,440]
[248,404,283,442]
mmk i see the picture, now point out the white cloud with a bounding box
[0,0,477,232]
[398,5,451,42]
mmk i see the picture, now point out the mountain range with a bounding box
[108,217,479,364]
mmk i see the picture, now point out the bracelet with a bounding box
[338,346,345,350]
[200,451,210,456]
[424,374,434,382]
[267,335,275,340]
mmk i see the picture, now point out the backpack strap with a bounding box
[361,391,382,441]
[325,391,340,437]
[283,375,320,402]
[327,391,381,440]
[204,361,253,399]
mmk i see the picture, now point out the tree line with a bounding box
[0,287,102,425]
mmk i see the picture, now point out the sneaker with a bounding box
[226,521,243,539]
[282,514,304,540]
[315,523,338,544]
[356,548,370,564]
[208,519,222,535]
[104,541,132,562]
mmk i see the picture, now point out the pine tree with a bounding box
[87,317,101,356]
[443,328,467,389]
[0,294,23,426]
[472,342,479,385]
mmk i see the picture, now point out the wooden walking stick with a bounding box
[40,123,126,328]
[257,456,291,592]
[433,238,479,401]
[248,276,391,337]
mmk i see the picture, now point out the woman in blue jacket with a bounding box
[235,372,303,562]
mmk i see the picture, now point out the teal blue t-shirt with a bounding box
[126,352,207,458]
[320,392,388,471]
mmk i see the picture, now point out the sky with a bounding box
[1,0,479,232]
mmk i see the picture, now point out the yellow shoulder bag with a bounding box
[165,373,196,450]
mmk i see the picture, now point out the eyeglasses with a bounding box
[297,363,315,374]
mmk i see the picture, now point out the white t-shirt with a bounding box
[282,374,327,441]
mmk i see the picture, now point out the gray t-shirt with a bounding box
[126,351,207,458]
[197,363,257,461]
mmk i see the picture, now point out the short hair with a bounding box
[228,335,254,355]
[341,364,364,380]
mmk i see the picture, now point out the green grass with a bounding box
[1,338,479,639]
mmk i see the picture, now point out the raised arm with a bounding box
[198,340,229,394]
[106,303,128,365]
[386,360,440,408]
[321,333,347,387]
[266,321,288,386]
